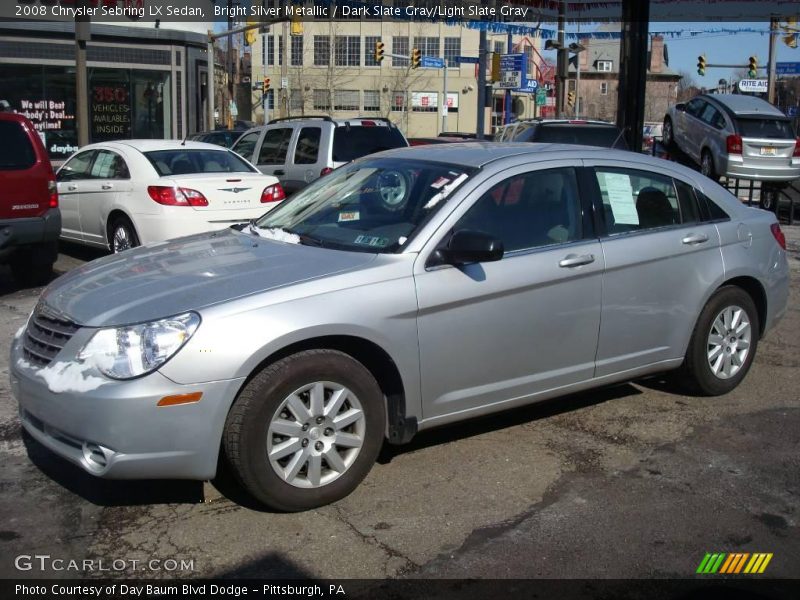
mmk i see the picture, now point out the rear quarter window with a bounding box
[332,126,407,162]
[0,121,36,170]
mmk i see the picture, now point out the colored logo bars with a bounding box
[696,552,773,575]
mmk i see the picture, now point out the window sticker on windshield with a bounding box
[597,172,639,225]
[354,235,389,248]
[424,173,469,209]
[338,210,360,222]
[431,176,450,189]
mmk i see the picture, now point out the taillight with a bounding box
[726,134,743,154]
[260,183,285,203]
[360,120,376,127]
[48,179,58,208]
[147,186,209,207]
[793,138,800,157]
[320,167,333,177]
[770,223,786,250]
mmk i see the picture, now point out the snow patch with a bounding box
[35,361,106,394]
[248,225,300,244]
[16,357,34,370]
[14,325,26,340]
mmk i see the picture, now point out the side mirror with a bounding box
[432,229,504,266]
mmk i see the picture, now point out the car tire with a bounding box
[677,286,759,396]
[700,150,718,181]
[109,216,140,253]
[223,349,385,512]
[9,249,54,287]
[759,184,777,212]
[662,118,674,148]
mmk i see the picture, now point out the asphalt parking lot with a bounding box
[0,231,798,582]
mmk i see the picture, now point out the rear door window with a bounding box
[91,150,129,179]
[258,127,293,165]
[0,120,36,170]
[294,127,322,164]
[332,126,407,162]
[594,168,683,234]
[735,118,794,139]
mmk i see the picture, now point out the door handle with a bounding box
[559,254,595,268]
[274,169,285,176]
[682,233,709,245]
[101,184,114,190]
[67,185,78,191]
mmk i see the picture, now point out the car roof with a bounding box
[372,142,624,168]
[702,94,786,117]
[83,140,233,152]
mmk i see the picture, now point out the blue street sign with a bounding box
[787,106,798,117]
[776,62,800,76]
[456,56,479,64]
[498,53,527,90]
[519,79,539,93]
[420,56,445,69]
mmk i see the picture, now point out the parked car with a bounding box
[232,116,408,195]
[662,94,800,182]
[642,122,664,153]
[56,140,284,253]
[408,136,474,146]
[495,118,628,149]
[187,130,242,148]
[0,111,60,286]
[11,143,788,511]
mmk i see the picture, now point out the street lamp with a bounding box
[569,42,586,117]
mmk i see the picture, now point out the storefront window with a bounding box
[0,64,171,161]
[0,65,79,161]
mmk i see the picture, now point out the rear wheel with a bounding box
[223,349,385,511]
[109,216,139,253]
[677,286,759,396]
[700,150,718,181]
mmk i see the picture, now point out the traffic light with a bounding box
[748,55,758,78]
[263,78,271,93]
[567,90,576,107]
[374,40,385,63]
[784,33,798,48]
[696,55,706,76]
[411,48,421,69]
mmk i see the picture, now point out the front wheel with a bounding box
[662,118,674,148]
[223,349,385,511]
[677,286,759,396]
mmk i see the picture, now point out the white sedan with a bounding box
[56,140,285,253]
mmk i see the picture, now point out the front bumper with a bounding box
[10,338,245,480]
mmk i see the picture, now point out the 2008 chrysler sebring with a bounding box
[10,144,789,511]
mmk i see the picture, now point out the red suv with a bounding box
[0,112,60,286]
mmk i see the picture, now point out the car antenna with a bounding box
[180,133,189,146]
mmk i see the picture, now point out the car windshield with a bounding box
[735,118,794,140]
[144,149,257,176]
[253,158,474,253]
[331,126,408,162]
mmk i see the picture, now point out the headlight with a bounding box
[78,312,201,380]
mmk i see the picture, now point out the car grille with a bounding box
[22,307,80,368]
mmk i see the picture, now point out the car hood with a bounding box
[40,228,378,327]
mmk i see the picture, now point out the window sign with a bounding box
[597,172,638,225]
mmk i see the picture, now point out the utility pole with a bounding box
[767,16,778,104]
[477,29,487,138]
[281,20,289,118]
[75,1,90,147]
[505,31,513,125]
[555,0,567,118]
[441,62,448,133]
[207,32,215,131]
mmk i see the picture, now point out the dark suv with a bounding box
[496,119,628,149]
[0,112,60,286]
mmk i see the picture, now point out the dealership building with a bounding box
[0,20,213,161]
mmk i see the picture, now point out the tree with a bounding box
[677,70,698,102]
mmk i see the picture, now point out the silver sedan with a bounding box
[10,144,790,511]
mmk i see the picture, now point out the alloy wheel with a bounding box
[266,381,365,488]
[113,226,132,253]
[707,305,751,380]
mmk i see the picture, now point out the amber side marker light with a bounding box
[157,392,203,407]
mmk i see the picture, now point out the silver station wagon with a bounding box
[10,144,789,511]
